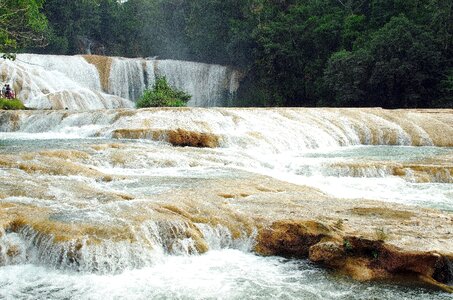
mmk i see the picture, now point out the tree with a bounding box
[10,0,451,108]
[252,0,344,106]
[0,0,48,56]
[41,0,101,54]
[136,76,191,108]
[325,16,443,108]
[367,16,442,107]
[323,49,372,106]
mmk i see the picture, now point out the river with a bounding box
[0,108,452,299]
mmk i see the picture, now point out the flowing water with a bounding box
[0,108,452,299]
[0,54,241,109]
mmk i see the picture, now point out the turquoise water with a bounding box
[0,136,452,299]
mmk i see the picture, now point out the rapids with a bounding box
[0,107,452,299]
[0,54,241,110]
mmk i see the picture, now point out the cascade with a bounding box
[108,57,149,101]
[0,108,451,149]
[1,54,241,109]
[0,221,248,273]
[14,54,103,91]
[101,57,241,106]
[0,107,452,298]
[153,59,240,107]
[1,55,133,110]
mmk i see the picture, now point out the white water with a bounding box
[1,55,132,110]
[0,108,452,299]
[154,59,240,107]
[108,57,147,101]
[0,108,447,149]
[1,54,241,109]
[1,250,449,300]
[1,108,452,211]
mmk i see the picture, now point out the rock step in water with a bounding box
[0,170,452,292]
[1,108,452,148]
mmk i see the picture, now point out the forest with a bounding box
[1,0,452,108]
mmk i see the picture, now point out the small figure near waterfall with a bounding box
[3,84,15,99]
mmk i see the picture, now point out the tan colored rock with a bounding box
[309,241,344,263]
[112,128,220,148]
[255,220,339,257]
[83,55,112,92]
[0,140,451,291]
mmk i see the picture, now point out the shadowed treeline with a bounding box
[15,0,453,108]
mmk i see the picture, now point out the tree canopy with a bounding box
[0,0,48,56]
[5,0,452,108]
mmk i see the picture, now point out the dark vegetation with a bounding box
[2,0,452,108]
[136,76,191,108]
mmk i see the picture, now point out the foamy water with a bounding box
[0,250,450,300]
[1,54,240,109]
[0,108,452,299]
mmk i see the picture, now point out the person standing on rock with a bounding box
[4,84,15,99]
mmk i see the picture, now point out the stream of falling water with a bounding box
[1,54,240,109]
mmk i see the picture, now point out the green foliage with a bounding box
[0,98,26,110]
[136,77,191,108]
[323,49,370,106]
[251,0,345,106]
[22,0,453,108]
[0,0,48,54]
[325,16,443,108]
[437,68,453,107]
[368,16,442,107]
[342,14,366,50]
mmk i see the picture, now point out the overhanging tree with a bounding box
[0,0,48,57]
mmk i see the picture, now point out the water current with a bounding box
[0,131,451,299]
[0,107,452,298]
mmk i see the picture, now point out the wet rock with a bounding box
[255,220,339,258]
[309,241,344,263]
[113,128,220,148]
[167,129,219,148]
[6,245,20,258]
[256,220,453,293]
[83,55,112,92]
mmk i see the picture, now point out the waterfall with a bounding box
[1,54,133,110]
[14,54,103,91]
[1,54,241,110]
[105,57,241,106]
[108,57,147,101]
[153,59,239,107]
[0,108,452,149]
[0,107,452,299]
